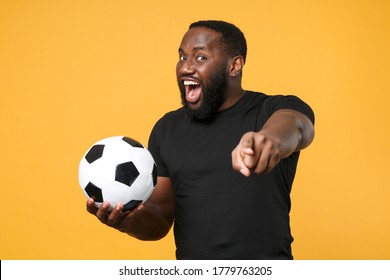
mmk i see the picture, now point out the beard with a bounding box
[178,66,228,121]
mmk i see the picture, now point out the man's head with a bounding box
[176,20,247,120]
[189,20,247,63]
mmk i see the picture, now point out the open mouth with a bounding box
[184,80,202,103]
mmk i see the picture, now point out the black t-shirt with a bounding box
[148,91,315,259]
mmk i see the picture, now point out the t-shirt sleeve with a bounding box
[265,95,315,125]
[147,117,170,177]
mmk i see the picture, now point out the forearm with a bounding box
[123,202,173,241]
[260,109,314,158]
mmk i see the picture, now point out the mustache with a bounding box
[178,75,201,83]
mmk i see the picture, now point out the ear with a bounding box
[228,56,245,77]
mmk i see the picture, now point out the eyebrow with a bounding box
[178,46,207,53]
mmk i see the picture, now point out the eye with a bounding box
[196,55,207,61]
[179,55,187,61]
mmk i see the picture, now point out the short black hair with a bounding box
[189,20,247,62]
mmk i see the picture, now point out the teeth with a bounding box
[184,80,199,86]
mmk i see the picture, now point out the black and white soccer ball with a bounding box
[78,136,157,212]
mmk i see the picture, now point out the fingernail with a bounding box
[241,168,251,177]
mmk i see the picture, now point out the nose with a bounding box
[177,59,195,76]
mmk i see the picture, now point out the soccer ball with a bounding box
[78,136,157,212]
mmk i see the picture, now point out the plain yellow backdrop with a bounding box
[1,0,389,259]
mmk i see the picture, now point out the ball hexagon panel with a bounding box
[83,154,117,189]
[99,138,133,164]
[130,147,156,174]
[131,173,155,200]
[102,181,133,206]
[78,158,92,188]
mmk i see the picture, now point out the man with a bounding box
[87,20,315,259]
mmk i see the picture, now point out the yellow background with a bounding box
[1,0,389,259]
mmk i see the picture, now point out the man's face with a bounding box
[176,27,228,120]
